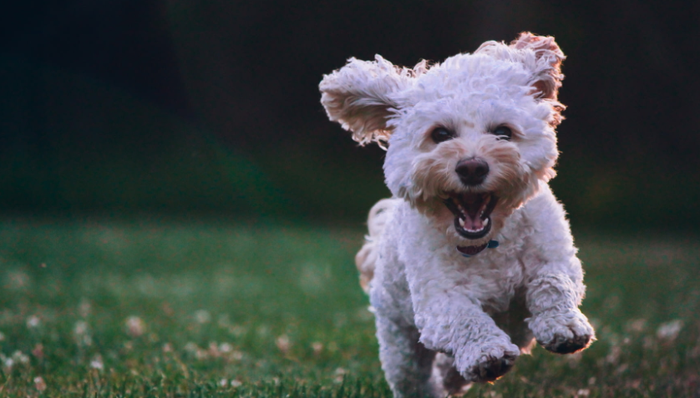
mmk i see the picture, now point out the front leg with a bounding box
[526,274,595,354]
[520,186,596,354]
[416,300,520,383]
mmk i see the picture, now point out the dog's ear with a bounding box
[477,32,565,101]
[509,32,565,100]
[320,55,413,147]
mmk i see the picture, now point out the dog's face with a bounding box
[321,33,565,245]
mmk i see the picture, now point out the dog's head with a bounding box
[320,32,566,245]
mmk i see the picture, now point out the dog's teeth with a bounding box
[483,218,489,226]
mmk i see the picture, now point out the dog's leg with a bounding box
[521,186,595,354]
[410,298,520,384]
[451,311,520,383]
[525,273,595,354]
[404,261,520,384]
[375,315,437,398]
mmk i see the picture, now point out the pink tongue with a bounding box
[463,215,484,231]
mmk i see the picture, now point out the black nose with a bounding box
[455,158,489,186]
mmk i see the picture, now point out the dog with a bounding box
[319,32,595,397]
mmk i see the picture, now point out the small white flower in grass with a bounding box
[275,335,290,353]
[74,320,88,335]
[208,342,223,358]
[195,348,208,360]
[34,376,47,392]
[576,388,590,397]
[230,380,242,387]
[311,342,323,355]
[73,321,93,346]
[333,367,346,383]
[3,358,13,369]
[219,378,228,387]
[219,343,233,353]
[12,350,29,365]
[162,343,173,353]
[656,320,683,341]
[195,310,211,324]
[27,315,40,329]
[125,316,146,337]
[90,355,104,370]
[184,342,208,360]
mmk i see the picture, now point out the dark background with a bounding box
[1,0,698,229]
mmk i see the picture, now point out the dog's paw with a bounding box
[529,310,595,354]
[458,342,520,383]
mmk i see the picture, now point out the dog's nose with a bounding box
[455,158,489,186]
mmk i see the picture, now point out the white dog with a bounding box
[320,32,595,397]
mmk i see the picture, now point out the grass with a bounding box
[0,217,697,397]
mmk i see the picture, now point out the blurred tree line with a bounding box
[0,0,698,229]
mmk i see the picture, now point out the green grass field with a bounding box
[0,217,697,397]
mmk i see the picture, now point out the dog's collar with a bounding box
[457,240,499,257]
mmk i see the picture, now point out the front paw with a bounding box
[458,341,520,383]
[529,310,595,354]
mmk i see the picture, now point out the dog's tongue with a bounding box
[461,195,485,231]
[462,213,485,231]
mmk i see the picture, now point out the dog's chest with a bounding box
[400,218,527,314]
[453,250,525,314]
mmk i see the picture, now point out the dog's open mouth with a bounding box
[443,192,499,240]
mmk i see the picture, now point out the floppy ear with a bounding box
[319,55,413,146]
[476,32,565,101]
[509,32,565,100]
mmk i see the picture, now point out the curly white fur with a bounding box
[320,32,595,398]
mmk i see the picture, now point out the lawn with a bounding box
[0,217,697,397]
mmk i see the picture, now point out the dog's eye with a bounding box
[430,127,455,143]
[491,125,512,140]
